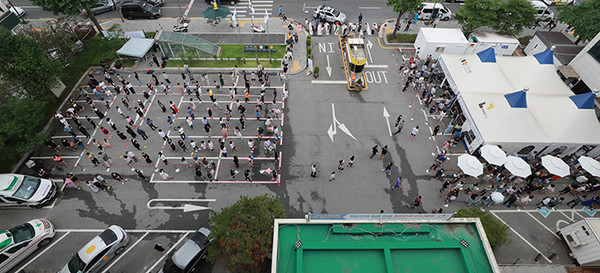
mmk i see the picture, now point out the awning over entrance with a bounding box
[116,37,155,58]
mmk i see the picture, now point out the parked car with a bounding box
[158,228,212,273]
[530,1,555,21]
[58,226,129,273]
[0,219,55,273]
[418,3,452,21]
[537,0,575,5]
[313,5,347,24]
[121,1,162,19]
[89,0,116,15]
[0,174,57,208]
[204,0,240,6]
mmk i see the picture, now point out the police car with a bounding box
[0,174,57,208]
[313,5,347,24]
[0,218,56,272]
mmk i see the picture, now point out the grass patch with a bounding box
[454,207,511,249]
[62,37,126,88]
[218,44,286,59]
[167,59,280,68]
[387,33,417,43]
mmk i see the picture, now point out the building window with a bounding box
[589,40,600,64]
[517,145,535,155]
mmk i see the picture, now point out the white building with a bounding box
[558,218,600,266]
[568,32,600,94]
[440,48,600,158]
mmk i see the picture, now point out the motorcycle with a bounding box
[251,24,266,33]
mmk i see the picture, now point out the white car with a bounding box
[58,225,129,273]
[313,5,347,24]
[0,174,57,208]
[537,0,575,5]
[0,218,56,272]
[158,228,212,273]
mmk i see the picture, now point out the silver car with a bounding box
[90,0,116,15]
[0,219,55,272]
[159,228,212,273]
[58,225,129,273]
[313,5,346,24]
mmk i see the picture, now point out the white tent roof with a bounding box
[419,28,469,44]
[116,37,155,58]
[441,53,600,145]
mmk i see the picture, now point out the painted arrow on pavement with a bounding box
[328,103,357,142]
[326,55,332,77]
[147,199,215,212]
[383,106,392,136]
[366,39,374,62]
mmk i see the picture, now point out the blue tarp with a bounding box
[505,90,527,108]
[534,49,554,65]
[477,48,496,63]
[570,92,596,109]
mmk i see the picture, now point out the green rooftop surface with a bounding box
[276,223,494,273]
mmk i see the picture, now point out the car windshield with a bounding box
[332,9,340,16]
[142,2,154,12]
[190,232,208,247]
[8,223,34,243]
[13,176,40,200]
[98,229,117,245]
[162,257,184,273]
[67,253,86,273]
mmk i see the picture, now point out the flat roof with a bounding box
[420,28,469,44]
[272,216,500,273]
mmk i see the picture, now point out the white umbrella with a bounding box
[578,156,600,177]
[504,156,532,178]
[457,154,483,177]
[541,155,570,177]
[480,144,507,166]
[491,192,504,203]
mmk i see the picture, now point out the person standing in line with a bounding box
[158,129,167,140]
[163,72,171,84]
[159,169,173,180]
[98,152,113,167]
[244,169,252,183]
[380,145,389,159]
[178,139,188,152]
[77,125,91,138]
[410,126,419,140]
[167,138,177,151]
[146,118,158,131]
[432,125,440,136]
[86,116,97,128]
[131,139,141,150]
[137,128,148,140]
[177,126,186,140]
[233,156,240,168]
[370,145,378,159]
[86,152,100,167]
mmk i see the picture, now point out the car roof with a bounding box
[171,228,210,268]
[76,227,121,263]
[0,174,23,193]
[0,230,13,251]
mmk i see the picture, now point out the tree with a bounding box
[30,0,106,38]
[386,0,424,36]
[454,207,510,249]
[494,0,536,36]
[558,0,600,43]
[0,97,47,160]
[208,194,286,272]
[0,27,63,100]
[455,0,504,34]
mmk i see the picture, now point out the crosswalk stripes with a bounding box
[232,0,274,20]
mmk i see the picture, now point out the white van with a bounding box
[418,3,452,21]
[530,1,554,21]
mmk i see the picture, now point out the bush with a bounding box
[145,31,157,38]
[306,35,312,46]
[313,66,319,73]
[307,47,312,57]
[386,33,417,43]
[454,207,511,249]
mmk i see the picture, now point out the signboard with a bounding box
[308,213,454,221]
[244,44,275,53]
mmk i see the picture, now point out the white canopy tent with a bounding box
[440,49,600,157]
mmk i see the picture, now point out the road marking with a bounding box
[490,211,552,263]
[147,199,215,212]
[101,232,149,273]
[311,80,347,84]
[30,156,80,160]
[327,103,357,142]
[16,232,71,273]
[365,65,389,68]
[145,232,191,273]
[525,211,561,239]
[150,180,279,184]
[359,6,382,9]
[55,229,197,233]
[366,39,374,62]
[383,107,392,136]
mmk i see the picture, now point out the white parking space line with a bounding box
[55,229,197,233]
[359,6,382,9]
[365,64,388,68]
[311,80,348,84]
[145,232,191,273]
[16,232,71,272]
[101,232,149,273]
[30,156,80,160]
[490,211,552,263]
[525,211,561,239]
